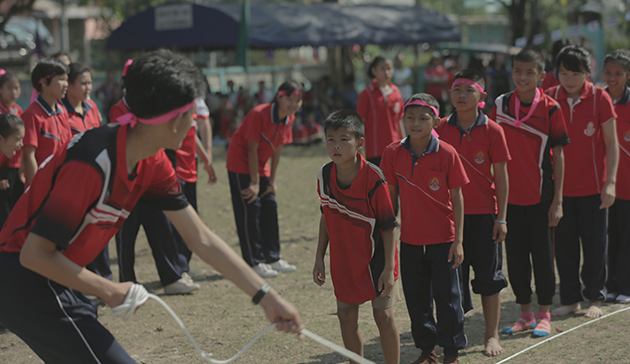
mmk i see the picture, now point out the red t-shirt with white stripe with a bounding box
[491,89,570,206]
[0,125,188,267]
[380,137,469,246]
[608,86,630,201]
[357,80,404,159]
[437,112,511,215]
[318,154,399,304]
[547,82,617,197]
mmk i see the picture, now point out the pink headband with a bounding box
[277,90,302,96]
[38,74,57,84]
[117,100,195,128]
[122,59,133,77]
[404,99,439,117]
[0,69,5,77]
[451,79,486,108]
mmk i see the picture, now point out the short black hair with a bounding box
[272,80,303,103]
[67,62,91,84]
[0,70,19,88]
[324,109,364,139]
[31,58,69,92]
[604,49,630,72]
[51,51,71,62]
[124,50,205,119]
[513,47,546,73]
[367,55,390,79]
[452,69,486,90]
[404,93,439,118]
[0,113,23,138]
[556,45,591,73]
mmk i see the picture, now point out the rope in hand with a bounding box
[112,284,376,364]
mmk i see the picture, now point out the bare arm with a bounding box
[195,135,217,184]
[492,161,508,243]
[22,145,38,185]
[549,145,565,227]
[165,206,303,334]
[196,117,213,156]
[377,227,396,296]
[242,141,260,203]
[449,187,464,268]
[313,214,329,286]
[600,118,619,209]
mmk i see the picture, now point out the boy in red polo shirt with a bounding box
[62,62,102,135]
[22,58,72,185]
[602,50,630,304]
[381,93,468,364]
[437,69,509,356]
[491,48,569,336]
[313,109,400,364]
[547,45,619,319]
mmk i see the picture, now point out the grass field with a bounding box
[1,144,629,364]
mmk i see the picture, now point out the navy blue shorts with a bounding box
[461,214,508,312]
[0,253,135,364]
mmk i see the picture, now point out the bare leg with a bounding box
[551,302,581,316]
[584,300,603,318]
[337,306,363,364]
[482,293,504,357]
[373,307,400,364]
[538,304,550,313]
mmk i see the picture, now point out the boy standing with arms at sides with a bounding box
[603,50,630,304]
[437,69,510,356]
[547,45,619,319]
[313,109,400,364]
[381,94,468,364]
[491,48,569,336]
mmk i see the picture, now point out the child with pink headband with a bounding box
[381,93,469,364]
[226,80,303,278]
[437,69,510,357]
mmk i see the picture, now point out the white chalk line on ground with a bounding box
[496,305,630,363]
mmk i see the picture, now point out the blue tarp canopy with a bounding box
[106,2,460,50]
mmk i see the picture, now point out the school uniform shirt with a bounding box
[608,86,630,200]
[0,124,188,267]
[547,81,616,197]
[356,80,404,159]
[175,120,198,183]
[0,100,23,169]
[226,103,294,177]
[541,69,560,91]
[380,136,469,246]
[61,98,101,135]
[22,95,72,165]
[317,153,399,304]
[437,112,511,215]
[491,89,570,206]
[110,97,129,123]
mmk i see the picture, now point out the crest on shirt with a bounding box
[584,122,596,137]
[428,176,441,191]
[624,129,630,142]
[474,150,486,164]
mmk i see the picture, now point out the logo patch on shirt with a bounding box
[474,150,486,164]
[428,176,441,191]
[393,102,401,114]
[584,122,596,137]
[624,129,630,142]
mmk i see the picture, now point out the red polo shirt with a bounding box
[357,80,404,159]
[317,154,399,304]
[491,89,570,205]
[176,121,197,183]
[437,112,511,215]
[380,136,469,246]
[226,103,294,177]
[547,81,616,197]
[541,69,560,91]
[22,95,72,165]
[608,86,630,200]
[110,97,129,122]
[62,98,101,134]
[0,99,23,168]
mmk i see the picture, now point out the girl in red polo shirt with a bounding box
[226,81,302,278]
[0,114,24,226]
[62,62,102,135]
[357,55,404,166]
[603,49,630,304]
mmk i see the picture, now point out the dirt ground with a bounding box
[1,145,629,364]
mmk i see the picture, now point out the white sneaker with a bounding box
[253,263,278,278]
[606,292,618,302]
[186,269,206,281]
[181,272,194,284]
[616,294,630,304]
[270,259,296,273]
[163,278,200,295]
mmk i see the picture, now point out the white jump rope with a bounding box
[112,284,376,364]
